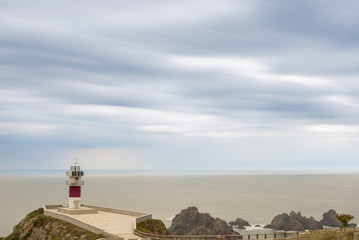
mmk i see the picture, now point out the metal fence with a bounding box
[134,229,303,240]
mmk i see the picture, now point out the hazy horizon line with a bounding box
[1,169,358,175]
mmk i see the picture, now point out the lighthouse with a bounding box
[66,163,84,209]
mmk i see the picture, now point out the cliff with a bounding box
[168,207,236,235]
[1,208,104,240]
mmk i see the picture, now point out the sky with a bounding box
[1,0,359,171]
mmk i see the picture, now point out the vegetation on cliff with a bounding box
[136,219,171,235]
[1,208,104,240]
[279,229,355,240]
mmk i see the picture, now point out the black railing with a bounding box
[134,229,303,240]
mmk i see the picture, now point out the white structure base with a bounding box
[44,204,152,240]
[57,206,98,215]
[69,197,81,209]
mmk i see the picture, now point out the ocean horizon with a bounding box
[1,170,358,237]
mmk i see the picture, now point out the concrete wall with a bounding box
[44,205,105,235]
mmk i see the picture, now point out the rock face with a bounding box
[169,207,236,235]
[228,218,251,229]
[267,211,323,231]
[269,213,305,231]
[320,209,357,228]
[2,208,103,240]
[289,211,323,230]
[320,209,341,227]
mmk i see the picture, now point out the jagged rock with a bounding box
[81,234,89,240]
[3,208,104,240]
[50,224,65,238]
[289,211,323,230]
[320,209,357,228]
[169,206,236,235]
[269,213,304,231]
[29,227,47,240]
[229,218,250,229]
[320,209,341,227]
[267,211,323,231]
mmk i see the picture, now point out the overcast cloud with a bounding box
[1,0,359,171]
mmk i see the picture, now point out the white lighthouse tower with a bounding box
[66,162,84,209]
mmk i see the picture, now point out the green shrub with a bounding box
[27,208,44,220]
[137,219,171,235]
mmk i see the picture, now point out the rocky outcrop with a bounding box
[137,219,171,235]
[267,213,305,231]
[168,207,236,235]
[289,211,323,230]
[228,218,251,229]
[320,209,357,228]
[2,208,104,240]
[320,209,340,227]
[266,211,323,231]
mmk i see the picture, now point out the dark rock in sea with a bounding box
[169,206,236,235]
[267,211,323,231]
[254,225,261,227]
[348,223,357,228]
[320,209,341,227]
[268,213,305,231]
[264,224,272,229]
[289,211,323,230]
[348,221,357,227]
[228,218,251,229]
[320,209,357,228]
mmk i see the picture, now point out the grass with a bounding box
[26,208,44,220]
[279,229,355,240]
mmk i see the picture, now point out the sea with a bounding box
[1,171,359,237]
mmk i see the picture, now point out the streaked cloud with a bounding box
[1,0,359,171]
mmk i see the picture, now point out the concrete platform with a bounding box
[57,206,98,215]
[71,211,136,237]
[44,204,152,240]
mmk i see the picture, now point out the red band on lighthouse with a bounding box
[69,186,81,197]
